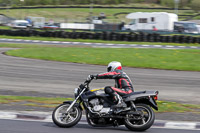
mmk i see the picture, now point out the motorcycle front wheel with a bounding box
[124,104,155,131]
[52,103,82,128]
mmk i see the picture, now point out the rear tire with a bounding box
[124,104,155,131]
[52,103,82,128]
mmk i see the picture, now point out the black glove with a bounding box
[87,75,97,81]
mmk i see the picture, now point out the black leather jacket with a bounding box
[96,69,134,92]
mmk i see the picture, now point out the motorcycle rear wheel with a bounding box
[52,103,82,128]
[124,104,155,131]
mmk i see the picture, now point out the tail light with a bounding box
[154,91,159,100]
[154,95,158,100]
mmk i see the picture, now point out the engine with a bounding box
[89,98,110,114]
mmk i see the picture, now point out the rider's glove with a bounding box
[87,75,97,81]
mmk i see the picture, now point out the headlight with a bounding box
[74,88,79,97]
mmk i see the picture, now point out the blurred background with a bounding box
[0,0,199,34]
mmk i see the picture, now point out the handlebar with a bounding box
[79,78,92,90]
[84,78,92,86]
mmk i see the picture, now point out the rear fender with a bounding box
[125,91,159,110]
[134,97,158,111]
[63,101,83,110]
[148,97,158,110]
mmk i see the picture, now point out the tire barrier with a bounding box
[0,29,199,44]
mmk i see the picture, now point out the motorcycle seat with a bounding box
[122,91,146,98]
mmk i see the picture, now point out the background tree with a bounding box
[179,0,191,8]
[189,0,200,12]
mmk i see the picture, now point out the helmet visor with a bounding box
[107,66,112,72]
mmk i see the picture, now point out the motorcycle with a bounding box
[52,78,159,131]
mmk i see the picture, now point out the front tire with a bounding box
[52,103,82,128]
[124,104,155,131]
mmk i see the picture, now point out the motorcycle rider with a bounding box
[87,61,134,108]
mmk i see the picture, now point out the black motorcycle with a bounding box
[52,78,159,131]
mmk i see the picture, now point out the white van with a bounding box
[125,12,178,31]
[11,20,31,29]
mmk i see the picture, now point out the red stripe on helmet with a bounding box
[116,66,122,70]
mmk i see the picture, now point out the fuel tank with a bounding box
[81,88,108,100]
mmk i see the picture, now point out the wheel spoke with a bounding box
[62,117,67,122]
[141,118,146,124]
[67,115,73,121]
[144,114,149,119]
[69,111,77,115]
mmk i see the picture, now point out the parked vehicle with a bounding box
[197,25,200,33]
[60,23,94,30]
[43,24,59,29]
[52,77,159,131]
[11,20,31,29]
[125,12,178,31]
[174,21,199,34]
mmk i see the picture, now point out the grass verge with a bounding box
[6,47,200,71]
[0,95,199,113]
[0,43,51,48]
[0,7,194,21]
[0,95,72,108]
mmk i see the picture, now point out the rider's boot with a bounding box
[112,93,127,108]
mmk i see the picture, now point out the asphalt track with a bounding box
[0,48,199,104]
[0,119,199,133]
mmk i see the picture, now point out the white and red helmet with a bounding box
[107,61,122,72]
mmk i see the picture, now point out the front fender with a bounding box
[63,101,83,110]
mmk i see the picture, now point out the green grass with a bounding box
[0,26,11,30]
[0,95,72,104]
[6,47,200,71]
[0,43,51,48]
[0,95,199,113]
[157,101,200,113]
[1,7,195,22]
[0,35,199,47]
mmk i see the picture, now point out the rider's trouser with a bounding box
[104,86,133,103]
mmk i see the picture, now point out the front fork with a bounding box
[65,88,86,113]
